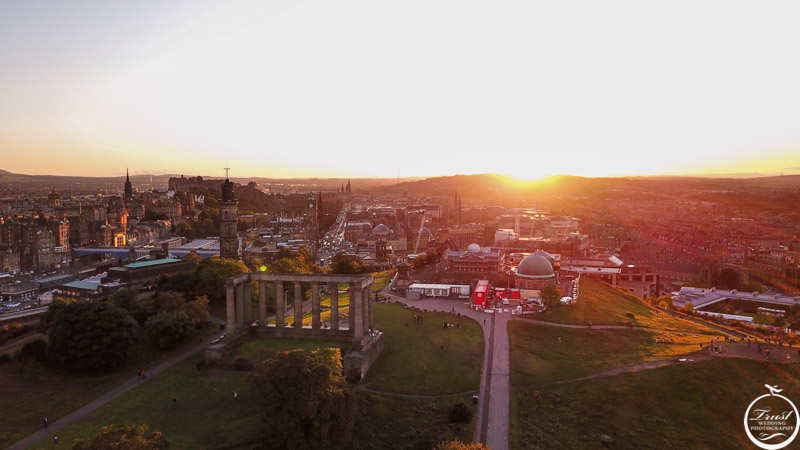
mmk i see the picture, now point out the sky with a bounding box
[2,0,800,180]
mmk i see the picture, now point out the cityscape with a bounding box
[2,2,800,450]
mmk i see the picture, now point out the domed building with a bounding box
[373,224,392,237]
[515,254,556,290]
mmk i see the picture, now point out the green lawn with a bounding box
[364,303,484,395]
[535,277,726,335]
[0,361,125,447]
[512,358,800,450]
[508,320,723,386]
[224,337,348,363]
[351,393,476,450]
[28,353,260,450]
[27,334,477,449]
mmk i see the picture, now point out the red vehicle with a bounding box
[474,280,490,309]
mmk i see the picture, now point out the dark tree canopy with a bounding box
[542,285,561,308]
[72,423,169,450]
[249,348,356,450]
[108,288,138,312]
[38,297,75,332]
[330,252,365,274]
[145,312,194,350]
[47,301,138,373]
[156,272,198,299]
[195,258,250,304]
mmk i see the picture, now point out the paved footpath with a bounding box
[380,286,510,449]
[484,312,510,450]
[7,335,218,450]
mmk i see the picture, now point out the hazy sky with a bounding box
[2,0,800,179]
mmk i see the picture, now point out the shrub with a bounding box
[145,312,193,350]
[448,402,473,424]
[231,357,254,372]
[17,339,47,362]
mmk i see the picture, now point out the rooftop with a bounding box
[63,281,100,291]
[122,258,184,269]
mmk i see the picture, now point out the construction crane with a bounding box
[413,211,428,254]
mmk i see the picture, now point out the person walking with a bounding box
[53,435,58,446]
[234,392,238,401]
[43,417,48,428]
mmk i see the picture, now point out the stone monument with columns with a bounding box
[205,272,383,380]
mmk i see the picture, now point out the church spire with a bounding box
[124,168,133,199]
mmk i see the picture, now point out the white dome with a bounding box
[467,243,481,254]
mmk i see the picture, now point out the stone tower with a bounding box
[219,172,239,260]
[124,169,133,200]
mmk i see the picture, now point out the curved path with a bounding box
[7,335,219,450]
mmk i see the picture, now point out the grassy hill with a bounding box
[535,277,729,335]
[509,321,720,386]
[24,303,481,449]
[511,358,800,450]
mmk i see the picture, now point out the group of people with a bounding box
[413,314,425,324]
[441,320,461,329]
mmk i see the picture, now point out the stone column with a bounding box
[311,283,321,330]
[225,283,235,334]
[351,282,363,339]
[275,282,285,332]
[294,282,303,328]
[235,282,244,331]
[258,281,267,325]
[329,283,339,330]
[362,286,370,335]
[368,283,374,329]
[243,281,252,326]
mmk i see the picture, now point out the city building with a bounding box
[105,258,196,287]
[446,244,504,274]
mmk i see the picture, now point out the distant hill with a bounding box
[370,172,800,212]
[0,169,423,194]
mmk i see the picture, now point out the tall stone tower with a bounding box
[124,169,133,200]
[219,170,239,260]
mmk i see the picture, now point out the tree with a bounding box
[145,312,194,350]
[72,424,169,449]
[249,348,356,450]
[195,258,250,304]
[156,272,198,299]
[38,297,75,332]
[108,288,138,312]
[48,302,138,373]
[330,252,365,274]
[542,285,560,308]
[182,296,210,327]
[155,291,186,314]
[435,441,490,450]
